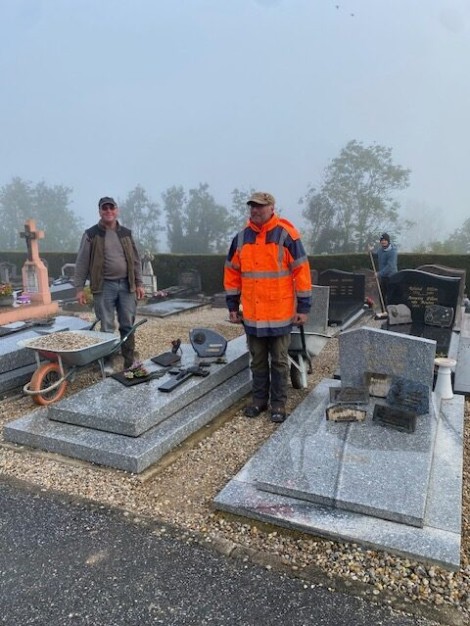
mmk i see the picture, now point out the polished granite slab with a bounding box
[339,327,436,389]
[46,335,248,436]
[214,379,464,570]
[4,369,251,473]
[253,380,437,527]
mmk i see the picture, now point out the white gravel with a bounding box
[0,305,468,625]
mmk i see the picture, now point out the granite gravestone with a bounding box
[387,270,460,324]
[386,270,461,356]
[318,269,365,326]
[417,264,466,311]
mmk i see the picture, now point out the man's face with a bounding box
[380,238,389,249]
[248,202,274,226]
[99,203,118,225]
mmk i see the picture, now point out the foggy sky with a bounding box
[0,0,468,249]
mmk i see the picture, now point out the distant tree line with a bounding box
[0,140,467,254]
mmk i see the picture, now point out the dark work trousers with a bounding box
[93,278,137,367]
[246,333,291,411]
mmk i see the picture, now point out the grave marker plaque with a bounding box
[424,305,453,328]
[372,404,417,433]
[386,377,429,416]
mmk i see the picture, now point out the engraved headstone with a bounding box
[385,270,460,356]
[387,269,460,325]
[319,269,365,326]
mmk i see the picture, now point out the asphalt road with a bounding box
[0,477,443,626]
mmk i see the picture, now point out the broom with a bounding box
[368,249,388,320]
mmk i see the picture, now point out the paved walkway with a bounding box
[0,477,443,626]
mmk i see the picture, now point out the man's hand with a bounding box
[136,286,146,300]
[293,313,308,326]
[76,290,87,306]
[228,310,243,324]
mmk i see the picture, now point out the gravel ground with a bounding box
[0,306,468,625]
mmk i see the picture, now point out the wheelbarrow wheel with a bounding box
[30,363,68,406]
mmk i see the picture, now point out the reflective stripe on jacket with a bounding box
[224,213,312,337]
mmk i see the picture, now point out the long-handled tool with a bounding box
[368,249,388,320]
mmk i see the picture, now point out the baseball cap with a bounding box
[99,197,117,209]
[247,192,275,206]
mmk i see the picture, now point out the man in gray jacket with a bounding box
[376,232,398,304]
[74,196,145,370]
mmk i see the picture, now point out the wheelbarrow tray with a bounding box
[18,330,120,367]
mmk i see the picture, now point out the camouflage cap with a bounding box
[247,192,275,206]
[98,196,117,208]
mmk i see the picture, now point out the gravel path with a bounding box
[0,306,468,625]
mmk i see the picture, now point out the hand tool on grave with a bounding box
[158,364,210,392]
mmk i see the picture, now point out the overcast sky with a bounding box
[1,0,468,247]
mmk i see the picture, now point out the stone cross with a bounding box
[20,221,44,263]
[20,219,51,305]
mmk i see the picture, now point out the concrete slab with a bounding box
[4,369,251,473]
[214,381,464,570]
[47,335,248,436]
[137,299,209,318]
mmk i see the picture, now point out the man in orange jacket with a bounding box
[224,192,312,423]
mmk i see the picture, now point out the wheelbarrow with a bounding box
[288,324,313,389]
[18,318,147,406]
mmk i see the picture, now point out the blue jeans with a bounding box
[93,279,137,365]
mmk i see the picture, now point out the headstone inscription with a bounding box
[318,269,365,326]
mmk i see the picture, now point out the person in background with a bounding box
[376,232,398,304]
[74,196,145,372]
[224,191,312,423]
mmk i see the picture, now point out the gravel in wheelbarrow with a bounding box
[18,330,121,367]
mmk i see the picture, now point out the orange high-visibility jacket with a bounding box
[224,213,312,337]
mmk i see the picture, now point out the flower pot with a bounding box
[0,295,14,307]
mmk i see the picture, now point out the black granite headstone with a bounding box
[385,269,460,356]
[319,269,365,325]
[387,270,460,324]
